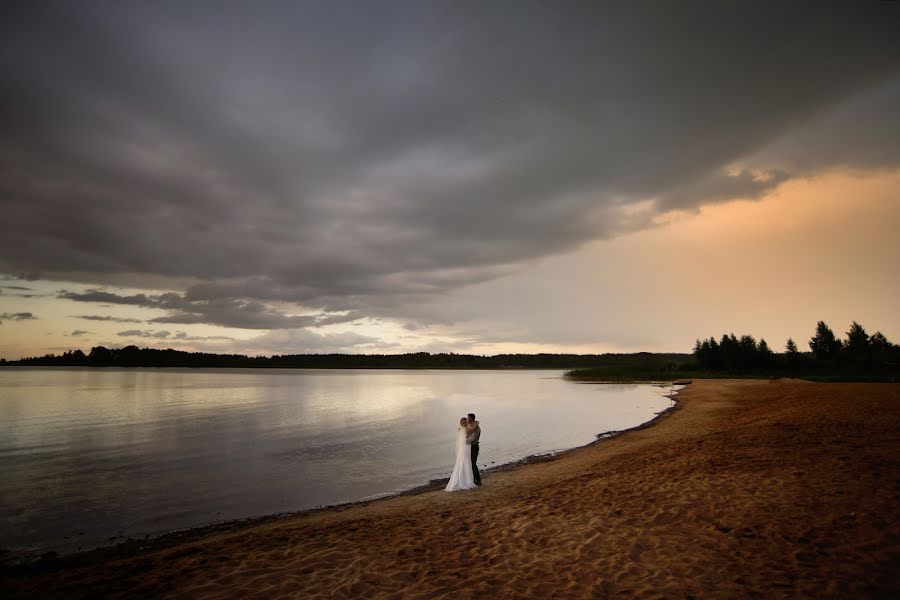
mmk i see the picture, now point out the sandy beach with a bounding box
[3,379,899,598]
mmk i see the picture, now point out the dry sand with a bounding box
[3,379,899,598]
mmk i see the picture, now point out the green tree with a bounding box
[785,338,799,355]
[87,346,113,365]
[707,337,720,369]
[738,335,758,369]
[809,321,841,359]
[844,321,870,354]
[757,338,773,368]
[869,331,892,352]
[784,338,800,371]
[720,334,739,369]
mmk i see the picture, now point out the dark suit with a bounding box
[466,423,482,485]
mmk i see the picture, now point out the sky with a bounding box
[1,2,899,360]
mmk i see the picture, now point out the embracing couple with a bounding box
[445,413,482,492]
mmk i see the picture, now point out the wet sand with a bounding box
[3,379,899,598]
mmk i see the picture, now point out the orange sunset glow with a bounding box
[2,4,899,599]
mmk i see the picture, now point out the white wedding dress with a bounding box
[445,427,477,492]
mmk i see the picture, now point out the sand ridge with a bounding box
[3,379,899,598]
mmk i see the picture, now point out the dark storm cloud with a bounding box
[740,76,900,176]
[2,2,899,325]
[658,169,792,212]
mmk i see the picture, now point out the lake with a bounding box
[0,368,675,558]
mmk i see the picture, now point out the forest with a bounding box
[0,346,689,370]
[687,320,897,381]
[2,320,896,381]
[566,320,897,382]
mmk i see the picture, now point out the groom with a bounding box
[466,413,482,486]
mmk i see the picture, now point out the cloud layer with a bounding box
[60,289,361,329]
[76,315,143,324]
[0,312,36,324]
[2,2,899,332]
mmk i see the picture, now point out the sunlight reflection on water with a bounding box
[0,368,673,558]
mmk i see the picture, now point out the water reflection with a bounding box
[0,368,672,558]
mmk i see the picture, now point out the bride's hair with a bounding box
[459,417,468,428]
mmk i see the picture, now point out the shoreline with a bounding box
[5,379,898,598]
[2,383,684,570]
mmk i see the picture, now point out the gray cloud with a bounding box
[76,314,143,323]
[231,329,385,356]
[0,285,33,291]
[59,291,158,306]
[0,312,36,323]
[95,328,378,355]
[2,2,899,327]
[172,331,234,342]
[60,289,361,329]
[657,169,792,212]
[1,273,42,282]
[70,329,90,336]
[740,76,900,176]
[117,329,171,339]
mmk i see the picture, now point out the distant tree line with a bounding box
[694,320,898,378]
[693,334,775,371]
[0,345,690,370]
[2,322,895,381]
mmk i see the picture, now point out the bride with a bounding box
[445,417,478,492]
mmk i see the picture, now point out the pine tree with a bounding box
[869,331,892,352]
[785,338,799,355]
[844,321,870,354]
[784,338,800,370]
[757,338,773,368]
[809,321,841,359]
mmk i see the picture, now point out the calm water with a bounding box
[0,368,674,558]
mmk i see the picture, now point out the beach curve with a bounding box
[3,379,899,598]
